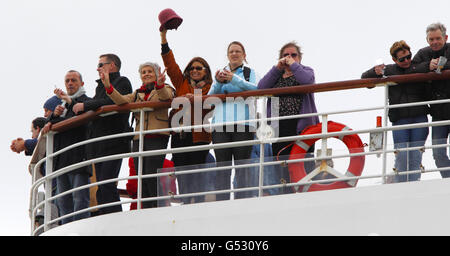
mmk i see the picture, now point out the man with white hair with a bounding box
[412,22,450,178]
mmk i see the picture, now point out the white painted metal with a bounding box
[42,178,450,236]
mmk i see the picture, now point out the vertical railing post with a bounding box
[321,115,328,159]
[258,97,266,197]
[30,164,39,234]
[137,109,145,210]
[44,132,54,232]
[381,85,389,184]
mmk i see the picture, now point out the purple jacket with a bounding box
[257,62,319,134]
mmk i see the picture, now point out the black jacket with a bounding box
[412,43,450,120]
[83,72,133,158]
[361,64,429,123]
[49,93,92,175]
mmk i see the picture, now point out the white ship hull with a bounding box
[43,177,450,236]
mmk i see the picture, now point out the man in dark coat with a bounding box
[411,22,450,178]
[73,54,132,215]
[43,70,91,224]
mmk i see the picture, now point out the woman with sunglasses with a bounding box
[257,41,319,193]
[207,41,258,201]
[102,62,175,209]
[160,29,213,204]
[362,40,429,182]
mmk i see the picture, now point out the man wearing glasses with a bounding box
[73,54,132,215]
[412,22,450,178]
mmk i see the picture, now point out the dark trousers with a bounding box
[272,118,315,193]
[171,132,209,204]
[95,159,123,215]
[133,136,169,209]
[212,125,255,201]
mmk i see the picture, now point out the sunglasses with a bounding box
[397,54,412,62]
[283,53,298,58]
[189,66,206,71]
[97,62,111,68]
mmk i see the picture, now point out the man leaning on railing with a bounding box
[411,22,450,178]
[42,70,91,224]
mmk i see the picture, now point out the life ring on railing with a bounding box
[288,121,365,192]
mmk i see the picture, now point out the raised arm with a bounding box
[101,69,136,105]
[290,62,315,84]
[258,66,282,89]
[161,29,185,90]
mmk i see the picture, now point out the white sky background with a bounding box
[1,0,449,235]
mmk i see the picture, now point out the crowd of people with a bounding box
[10,21,450,226]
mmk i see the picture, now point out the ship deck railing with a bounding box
[29,70,450,235]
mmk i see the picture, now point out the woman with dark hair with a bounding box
[258,41,318,193]
[160,29,213,204]
[208,41,258,201]
[362,40,429,182]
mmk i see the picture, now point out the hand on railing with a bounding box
[41,123,52,134]
[374,64,385,76]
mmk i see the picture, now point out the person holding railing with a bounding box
[362,40,429,182]
[411,22,450,178]
[207,41,258,200]
[102,61,175,209]
[42,70,92,224]
[257,41,318,193]
[160,28,213,204]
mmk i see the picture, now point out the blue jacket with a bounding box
[207,66,258,127]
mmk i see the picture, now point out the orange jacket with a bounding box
[162,50,211,143]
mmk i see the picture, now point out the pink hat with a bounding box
[158,8,183,32]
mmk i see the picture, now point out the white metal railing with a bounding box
[29,83,450,236]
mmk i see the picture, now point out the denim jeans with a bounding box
[431,119,450,178]
[392,116,429,182]
[56,170,90,224]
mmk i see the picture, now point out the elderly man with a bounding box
[43,70,91,224]
[73,54,132,215]
[412,22,450,178]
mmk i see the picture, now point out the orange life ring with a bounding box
[288,121,365,192]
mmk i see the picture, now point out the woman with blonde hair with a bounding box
[208,41,258,200]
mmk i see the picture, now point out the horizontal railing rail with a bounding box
[49,71,450,133]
